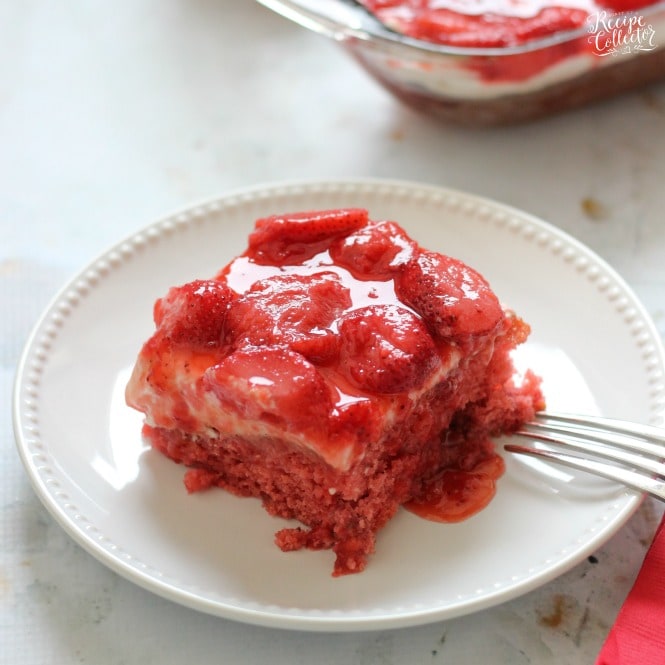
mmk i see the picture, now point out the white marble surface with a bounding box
[2,1,665,663]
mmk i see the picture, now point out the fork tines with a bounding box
[505,412,665,501]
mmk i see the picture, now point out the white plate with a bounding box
[14,179,665,631]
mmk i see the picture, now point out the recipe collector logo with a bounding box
[587,9,658,56]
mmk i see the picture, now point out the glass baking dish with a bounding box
[258,0,665,125]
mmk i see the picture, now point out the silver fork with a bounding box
[504,412,665,501]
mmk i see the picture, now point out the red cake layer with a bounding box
[126,208,544,575]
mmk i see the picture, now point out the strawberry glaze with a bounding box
[405,454,506,522]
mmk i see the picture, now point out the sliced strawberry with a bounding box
[153,279,234,348]
[329,220,417,280]
[201,346,334,432]
[225,272,351,364]
[337,304,440,394]
[248,208,369,265]
[394,250,503,341]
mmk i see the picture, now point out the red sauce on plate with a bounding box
[405,454,505,522]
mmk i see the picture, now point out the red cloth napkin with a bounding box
[596,511,665,664]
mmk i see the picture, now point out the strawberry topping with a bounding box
[225,272,352,364]
[394,250,503,340]
[132,211,510,454]
[329,220,417,280]
[358,2,590,48]
[153,279,234,348]
[201,346,334,432]
[337,304,441,394]
[248,208,369,265]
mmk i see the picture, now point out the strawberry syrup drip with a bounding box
[405,454,505,522]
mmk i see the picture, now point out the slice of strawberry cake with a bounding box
[125,208,544,576]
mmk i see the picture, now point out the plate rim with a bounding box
[12,177,665,631]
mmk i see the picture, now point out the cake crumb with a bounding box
[642,90,665,115]
[581,197,609,221]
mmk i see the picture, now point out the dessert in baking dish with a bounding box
[126,208,544,575]
[348,0,665,123]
